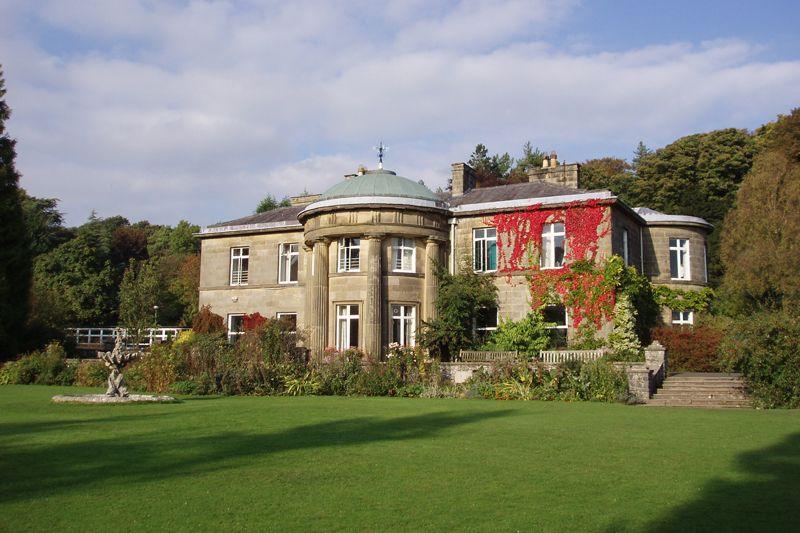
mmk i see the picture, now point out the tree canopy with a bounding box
[720,108,800,313]
[255,194,291,213]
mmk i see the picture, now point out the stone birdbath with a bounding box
[52,331,177,404]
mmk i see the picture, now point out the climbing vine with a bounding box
[652,286,715,313]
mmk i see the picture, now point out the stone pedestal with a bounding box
[306,239,329,359]
[423,238,440,322]
[363,234,383,358]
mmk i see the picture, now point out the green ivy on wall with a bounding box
[652,286,715,312]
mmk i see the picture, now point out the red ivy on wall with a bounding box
[243,312,267,331]
[487,200,615,329]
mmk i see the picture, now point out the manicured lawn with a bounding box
[0,386,798,532]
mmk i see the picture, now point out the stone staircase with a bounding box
[647,372,751,408]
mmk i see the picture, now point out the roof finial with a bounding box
[373,141,389,170]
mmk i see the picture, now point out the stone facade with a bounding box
[197,162,712,359]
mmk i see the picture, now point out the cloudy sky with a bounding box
[1,0,799,227]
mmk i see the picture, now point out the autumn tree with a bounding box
[720,109,800,313]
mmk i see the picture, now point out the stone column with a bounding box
[305,238,329,360]
[363,234,384,358]
[423,238,441,322]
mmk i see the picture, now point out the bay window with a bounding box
[336,304,359,350]
[338,238,360,272]
[392,238,416,273]
[671,310,694,326]
[391,304,416,346]
[669,238,691,280]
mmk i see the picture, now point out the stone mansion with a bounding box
[197,155,711,359]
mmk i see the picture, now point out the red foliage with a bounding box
[651,325,724,372]
[487,200,614,329]
[242,312,267,331]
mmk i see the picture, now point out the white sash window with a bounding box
[669,238,691,280]
[279,243,299,283]
[230,247,249,285]
[541,223,565,269]
[338,238,361,272]
[392,238,416,272]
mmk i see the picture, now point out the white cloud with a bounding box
[0,0,798,226]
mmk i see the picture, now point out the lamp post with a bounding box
[153,305,159,326]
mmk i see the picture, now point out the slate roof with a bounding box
[207,205,304,228]
[448,180,592,206]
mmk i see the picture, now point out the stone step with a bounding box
[646,398,751,408]
[660,385,748,393]
[653,393,749,401]
[663,383,745,389]
[665,377,745,383]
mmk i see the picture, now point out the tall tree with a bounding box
[0,67,31,358]
[632,129,756,283]
[579,157,635,200]
[720,109,800,313]
[507,141,546,183]
[20,192,73,257]
[255,195,290,214]
[631,141,652,172]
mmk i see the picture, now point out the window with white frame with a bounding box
[336,304,359,350]
[279,243,299,283]
[392,238,416,272]
[543,305,568,347]
[227,314,244,343]
[622,228,630,265]
[671,310,694,325]
[541,223,565,269]
[276,312,297,332]
[473,228,497,272]
[338,238,360,272]
[474,306,498,343]
[669,238,691,280]
[230,247,249,285]
[391,304,416,346]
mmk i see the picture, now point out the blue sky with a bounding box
[1,0,798,226]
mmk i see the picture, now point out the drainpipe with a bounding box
[448,218,457,274]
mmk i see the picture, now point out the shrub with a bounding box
[192,305,226,334]
[0,342,71,385]
[482,312,550,359]
[580,360,629,402]
[652,325,724,372]
[75,360,108,387]
[131,343,180,393]
[720,311,800,408]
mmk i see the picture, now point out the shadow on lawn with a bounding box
[0,408,512,504]
[643,431,800,532]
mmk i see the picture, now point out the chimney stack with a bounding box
[451,162,478,197]
[528,151,581,189]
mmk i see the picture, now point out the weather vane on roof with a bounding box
[373,141,389,170]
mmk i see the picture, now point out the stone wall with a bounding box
[198,230,307,324]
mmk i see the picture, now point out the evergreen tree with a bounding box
[608,294,642,360]
[631,141,652,171]
[255,194,290,213]
[0,67,31,359]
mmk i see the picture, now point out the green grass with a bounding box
[1,386,799,532]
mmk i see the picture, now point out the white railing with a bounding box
[68,327,188,347]
[538,348,607,364]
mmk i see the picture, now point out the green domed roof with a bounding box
[320,169,439,202]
